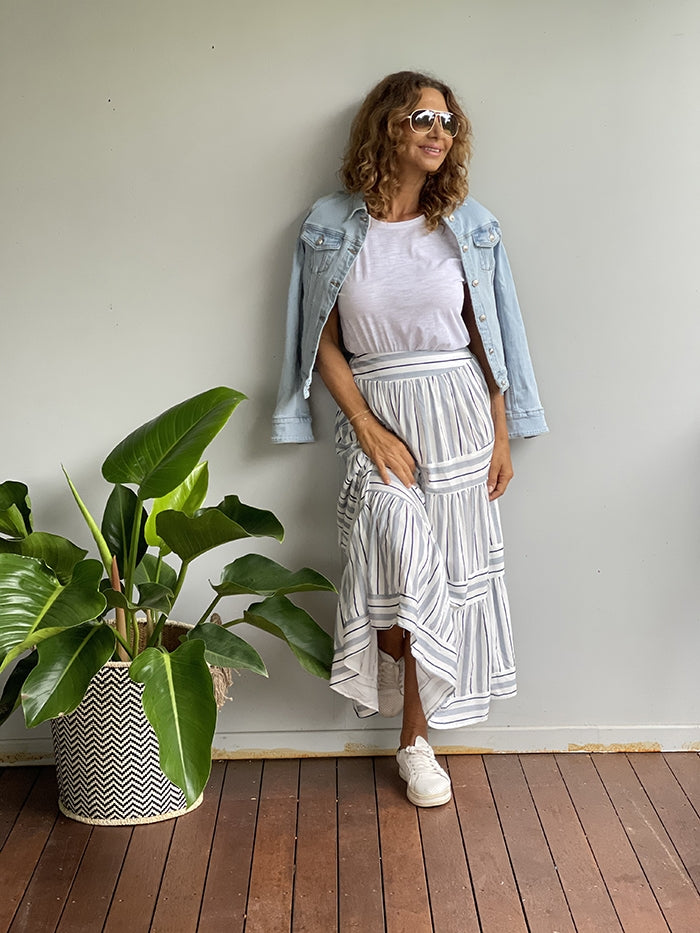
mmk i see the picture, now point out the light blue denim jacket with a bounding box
[272,191,547,443]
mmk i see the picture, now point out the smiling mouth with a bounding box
[420,146,442,155]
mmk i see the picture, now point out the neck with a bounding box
[384,171,427,223]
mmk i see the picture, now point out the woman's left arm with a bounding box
[462,286,514,500]
[486,392,514,500]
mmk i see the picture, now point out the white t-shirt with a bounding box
[337,215,469,355]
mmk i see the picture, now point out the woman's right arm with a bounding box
[315,307,416,487]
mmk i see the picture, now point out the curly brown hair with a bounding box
[340,71,472,231]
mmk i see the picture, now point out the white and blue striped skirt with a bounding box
[330,348,516,728]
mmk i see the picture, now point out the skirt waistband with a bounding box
[349,347,474,379]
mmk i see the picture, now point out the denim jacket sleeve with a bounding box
[272,235,315,444]
[492,238,549,438]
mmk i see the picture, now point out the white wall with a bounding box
[2,0,699,759]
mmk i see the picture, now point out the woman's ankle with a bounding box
[399,728,428,749]
[377,626,404,661]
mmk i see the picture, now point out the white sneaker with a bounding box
[377,650,404,717]
[396,736,452,807]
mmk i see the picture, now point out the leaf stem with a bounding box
[194,595,221,629]
[123,494,144,605]
[112,628,134,660]
[170,558,190,609]
[148,614,167,648]
[110,556,130,662]
[129,615,140,656]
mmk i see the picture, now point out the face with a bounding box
[395,86,454,181]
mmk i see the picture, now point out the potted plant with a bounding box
[0,386,334,824]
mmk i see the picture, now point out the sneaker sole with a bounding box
[405,785,452,807]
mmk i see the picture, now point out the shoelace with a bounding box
[404,745,445,775]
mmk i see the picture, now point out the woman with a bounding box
[273,71,547,807]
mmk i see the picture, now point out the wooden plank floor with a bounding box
[1,753,699,932]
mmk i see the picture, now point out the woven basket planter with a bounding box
[50,623,204,826]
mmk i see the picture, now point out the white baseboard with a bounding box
[2,724,698,765]
[0,737,54,765]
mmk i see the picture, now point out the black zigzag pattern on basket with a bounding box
[51,664,188,822]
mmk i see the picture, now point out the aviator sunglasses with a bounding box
[406,108,459,138]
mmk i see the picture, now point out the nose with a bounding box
[427,117,447,139]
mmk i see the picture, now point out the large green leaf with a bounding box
[241,595,333,679]
[21,623,116,727]
[157,496,284,564]
[134,583,175,612]
[186,622,267,675]
[129,639,216,806]
[213,554,335,598]
[103,582,174,615]
[0,652,38,725]
[102,387,245,500]
[2,626,81,671]
[0,481,32,538]
[101,485,148,580]
[0,532,87,585]
[0,556,106,672]
[144,462,209,553]
[133,554,178,593]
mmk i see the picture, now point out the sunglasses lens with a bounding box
[440,114,459,137]
[410,109,436,133]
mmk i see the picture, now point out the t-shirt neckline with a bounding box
[369,214,426,229]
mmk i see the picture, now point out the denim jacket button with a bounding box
[488,347,494,354]
[462,244,469,252]
[448,214,455,221]
[479,314,486,322]
[472,279,479,287]
[315,236,324,246]
[489,233,495,241]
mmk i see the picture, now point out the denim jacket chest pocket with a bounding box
[301,224,343,274]
[472,224,501,272]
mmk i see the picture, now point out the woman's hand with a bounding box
[487,434,513,500]
[354,413,416,487]
[315,307,416,488]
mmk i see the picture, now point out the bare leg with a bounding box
[377,624,404,661]
[400,633,428,748]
